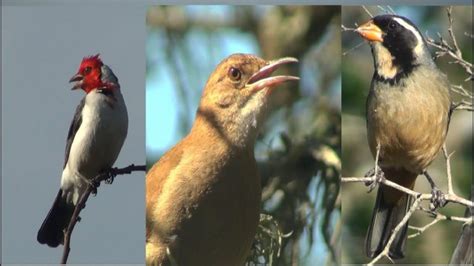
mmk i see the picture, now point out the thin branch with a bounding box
[362,6,374,18]
[367,195,428,265]
[342,144,474,208]
[446,7,461,58]
[341,25,357,32]
[342,176,422,199]
[342,142,473,263]
[408,218,442,239]
[60,164,146,264]
[443,144,455,195]
[426,7,473,80]
[376,5,396,15]
[451,84,473,112]
[409,212,473,239]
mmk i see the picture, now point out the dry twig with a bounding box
[60,164,146,264]
[426,7,473,81]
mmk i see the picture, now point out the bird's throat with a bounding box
[372,43,417,85]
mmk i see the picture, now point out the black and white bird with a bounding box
[356,15,452,259]
[37,54,128,247]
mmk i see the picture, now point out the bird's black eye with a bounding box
[228,67,242,81]
[84,66,92,74]
[388,21,397,30]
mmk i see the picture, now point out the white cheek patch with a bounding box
[393,17,424,56]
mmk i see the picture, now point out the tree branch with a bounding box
[341,142,473,263]
[408,211,472,239]
[426,7,473,81]
[60,164,146,264]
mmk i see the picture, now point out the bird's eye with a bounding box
[228,67,242,81]
[388,22,397,30]
[84,66,92,74]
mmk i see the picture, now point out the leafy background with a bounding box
[146,6,341,265]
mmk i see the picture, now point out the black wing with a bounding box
[101,65,119,86]
[63,97,85,169]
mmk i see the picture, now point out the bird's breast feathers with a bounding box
[367,67,450,171]
[61,89,128,195]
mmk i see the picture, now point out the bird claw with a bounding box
[105,175,115,184]
[91,181,100,195]
[430,187,447,210]
[364,167,385,192]
[423,171,447,210]
[100,168,117,185]
[103,168,117,184]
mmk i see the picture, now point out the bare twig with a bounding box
[60,164,146,264]
[408,218,442,239]
[426,7,473,80]
[341,25,357,32]
[367,195,429,265]
[451,84,473,112]
[342,176,423,199]
[376,5,396,15]
[362,6,374,18]
[342,143,473,263]
[446,7,461,58]
[342,144,474,207]
[409,212,472,239]
[340,23,365,56]
[417,204,472,225]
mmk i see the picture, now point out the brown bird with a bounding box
[356,15,451,259]
[146,53,299,265]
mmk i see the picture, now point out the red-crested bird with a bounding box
[37,54,128,247]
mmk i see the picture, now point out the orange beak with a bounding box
[356,20,384,42]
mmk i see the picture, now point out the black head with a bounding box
[357,14,430,83]
[373,15,426,66]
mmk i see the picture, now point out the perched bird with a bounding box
[146,53,298,265]
[37,54,128,247]
[356,15,451,259]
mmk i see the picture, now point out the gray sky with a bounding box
[1,5,145,264]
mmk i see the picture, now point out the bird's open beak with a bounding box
[356,20,384,42]
[246,57,299,93]
[69,73,83,90]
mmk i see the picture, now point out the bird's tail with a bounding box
[37,189,75,247]
[365,169,416,259]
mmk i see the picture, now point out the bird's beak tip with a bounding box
[69,73,83,90]
[69,74,83,83]
[356,20,384,42]
[247,57,299,92]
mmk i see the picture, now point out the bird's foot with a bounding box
[430,187,447,210]
[423,171,447,210]
[102,168,117,184]
[364,167,385,192]
[91,180,101,195]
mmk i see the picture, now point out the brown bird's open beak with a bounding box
[69,73,83,90]
[356,20,384,42]
[246,57,299,92]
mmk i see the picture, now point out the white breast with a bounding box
[61,89,128,204]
